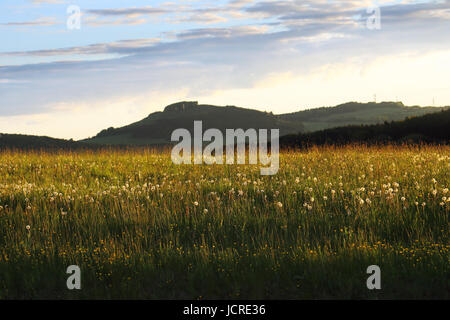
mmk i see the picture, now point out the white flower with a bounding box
[203,209,208,214]
[193,201,199,206]
[26,225,31,230]
[276,202,283,208]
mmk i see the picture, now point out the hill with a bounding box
[85,101,304,146]
[0,133,91,150]
[85,101,444,146]
[278,101,445,132]
[280,108,450,148]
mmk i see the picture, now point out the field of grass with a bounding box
[0,146,448,299]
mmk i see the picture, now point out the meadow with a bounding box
[0,146,448,299]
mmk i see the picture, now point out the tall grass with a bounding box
[0,145,448,299]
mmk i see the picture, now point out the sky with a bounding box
[1,0,450,140]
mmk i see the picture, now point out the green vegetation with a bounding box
[85,101,304,146]
[0,133,90,150]
[281,108,450,148]
[85,101,445,146]
[279,101,447,133]
[0,146,448,299]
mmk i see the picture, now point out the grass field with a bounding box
[0,146,448,299]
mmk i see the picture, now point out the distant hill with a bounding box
[0,101,446,150]
[280,108,450,148]
[0,133,90,150]
[85,101,444,146]
[84,101,305,146]
[278,101,446,132]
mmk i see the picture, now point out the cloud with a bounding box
[87,7,168,17]
[0,17,61,27]
[172,25,273,39]
[0,39,160,57]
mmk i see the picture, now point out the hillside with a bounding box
[0,101,445,149]
[278,101,445,132]
[0,133,91,150]
[280,108,450,148]
[85,101,304,146]
[85,101,444,146]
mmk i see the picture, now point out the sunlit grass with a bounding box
[0,145,448,299]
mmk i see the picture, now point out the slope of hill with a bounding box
[85,101,304,146]
[280,108,450,148]
[0,133,90,150]
[85,101,444,146]
[278,101,445,132]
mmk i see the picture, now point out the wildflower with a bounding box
[203,209,208,214]
[26,225,31,230]
[401,197,406,202]
[276,202,283,208]
[193,201,199,206]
